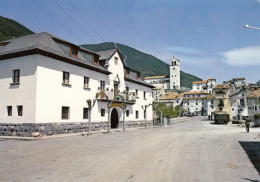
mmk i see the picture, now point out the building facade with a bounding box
[182,91,211,115]
[0,32,154,136]
[192,78,216,93]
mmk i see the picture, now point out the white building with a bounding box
[230,89,249,120]
[144,57,181,90]
[182,91,212,115]
[143,76,169,90]
[192,78,216,93]
[0,32,154,136]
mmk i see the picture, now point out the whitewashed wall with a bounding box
[0,56,37,123]
[35,55,109,123]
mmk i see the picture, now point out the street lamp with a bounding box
[244,24,260,30]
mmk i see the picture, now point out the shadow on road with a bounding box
[239,141,260,176]
[242,178,260,182]
[209,122,227,125]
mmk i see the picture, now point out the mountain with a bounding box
[81,42,202,88]
[0,16,34,42]
[257,80,260,86]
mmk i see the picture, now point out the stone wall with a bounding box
[0,120,153,137]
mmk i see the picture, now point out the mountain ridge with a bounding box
[0,16,34,42]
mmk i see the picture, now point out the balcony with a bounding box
[98,89,136,104]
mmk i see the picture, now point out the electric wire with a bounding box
[67,0,105,42]
[53,0,96,43]
[32,0,83,44]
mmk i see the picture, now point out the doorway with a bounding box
[111,108,119,129]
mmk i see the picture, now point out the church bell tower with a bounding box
[169,57,180,90]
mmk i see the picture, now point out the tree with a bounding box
[155,103,181,120]
[141,104,152,129]
[86,92,100,135]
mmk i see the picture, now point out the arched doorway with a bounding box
[111,108,119,129]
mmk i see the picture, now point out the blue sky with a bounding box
[1,0,260,83]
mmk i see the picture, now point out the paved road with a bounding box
[0,117,260,182]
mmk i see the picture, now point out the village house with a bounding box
[182,91,212,115]
[247,88,260,118]
[154,92,184,108]
[212,77,258,121]
[0,32,154,136]
[212,83,232,119]
[192,78,216,93]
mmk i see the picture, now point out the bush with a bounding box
[254,113,260,119]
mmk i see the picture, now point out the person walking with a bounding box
[245,116,251,133]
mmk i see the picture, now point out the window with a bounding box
[240,99,245,107]
[101,109,105,117]
[136,111,139,119]
[232,108,234,111]
[196,102,198,105]
[187,103,189,105]
[136,89,138,97]
[7,106,12,116]
[126,110,129,117]
[63,71,70,85]
[70,46,78,58]
[144,91,146,99]
[83,108,89,119]
[177,101,179,104]
[100,81,105,90]
[84,77,89,88]
[62,107,69,119]
[219,108,222,111]
[17,105,23,116]
[114,57,118,65]
[13,69,20,83]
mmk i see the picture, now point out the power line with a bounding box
[67,0,105,42]
[32,0,83,44]
[53,0,96,43]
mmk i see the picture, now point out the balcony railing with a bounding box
[215,94,225,98]
[98,89,136,104]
